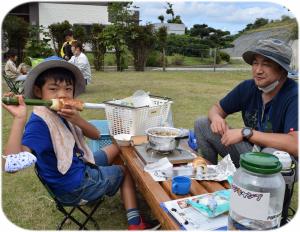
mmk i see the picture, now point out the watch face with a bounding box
[243,127,253,139]
[244,128,251,136]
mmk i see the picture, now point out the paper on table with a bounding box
[195,154,236,181]
[144,157,173,181]
[161,194,228,230]
[144,155,236,182]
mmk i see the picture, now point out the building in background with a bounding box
[152,23,185,35]
[7,2,110,32]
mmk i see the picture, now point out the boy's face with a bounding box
[34,78,74,100]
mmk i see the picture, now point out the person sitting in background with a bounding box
[4,48,28,81]
[194,38,298,168]
[60,30,76,61]
[68,41,92,85]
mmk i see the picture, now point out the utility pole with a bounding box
[213,47,217,72]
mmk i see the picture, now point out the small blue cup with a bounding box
[172,176,191,195]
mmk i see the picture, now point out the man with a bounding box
[60,30,76,61]
[68,41,92,85]
[194,38,298,168]
[4,48,27,81]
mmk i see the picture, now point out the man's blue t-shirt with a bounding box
[220,78,298,133]
[22,113,85,195]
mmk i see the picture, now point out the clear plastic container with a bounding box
[228,152,285,230]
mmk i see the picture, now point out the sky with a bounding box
[133,1,295,35]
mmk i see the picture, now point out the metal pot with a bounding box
[146,127,183,152]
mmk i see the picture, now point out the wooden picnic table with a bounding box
[118,136,230,230]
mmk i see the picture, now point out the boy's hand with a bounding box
[2,94,27,120]
[57,105,82,125]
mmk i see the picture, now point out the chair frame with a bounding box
[3,73,24,94]
[34,165,103,230]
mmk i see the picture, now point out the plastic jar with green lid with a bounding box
[228,152,285,230]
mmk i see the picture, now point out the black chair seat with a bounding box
[3,72,24,94]
[34,165,103,230]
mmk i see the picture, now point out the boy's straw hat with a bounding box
[24,60,85,99]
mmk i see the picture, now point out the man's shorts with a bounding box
[57,150,124,205]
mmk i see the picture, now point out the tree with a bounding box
[126,24,156,71]
[165,2,183,24]
[107,2,135,71]
[171,15,183,24]
[73,24,88,45]
[165,2,175,21]
[24,25,54,59]
[253,18,269,28]
[156,26,168,71]
[2,15,29,63]
[104,24,128,71]
[158,15,164,23]
[189,24,210,39]
[48,20,72,56]
[90,24,106,71]
[108,2,135,26]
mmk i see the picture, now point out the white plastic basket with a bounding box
[104,96,172,135]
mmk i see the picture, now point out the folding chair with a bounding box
[87,120,112,153]
[34,120,112,230]
[34,165,104,230]
[2,72,24,94]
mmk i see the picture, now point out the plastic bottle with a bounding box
[228,152,285,230]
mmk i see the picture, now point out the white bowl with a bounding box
[114,134,132,146]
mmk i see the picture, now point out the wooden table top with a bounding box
[118,137,230,230]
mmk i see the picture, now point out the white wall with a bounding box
[153,23,185,35]
[39,3,109,27]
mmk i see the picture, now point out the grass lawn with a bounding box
[2,70,298,229]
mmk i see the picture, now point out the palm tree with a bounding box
[158,15,164,23]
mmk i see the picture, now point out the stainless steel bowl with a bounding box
[145,127,182,152]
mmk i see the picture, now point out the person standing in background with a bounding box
[60,30,76,61]
[68,41,92,85]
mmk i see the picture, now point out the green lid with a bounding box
[240,152,282,174]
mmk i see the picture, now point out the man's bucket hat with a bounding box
[24,60,85,99]
[242,38,293,73]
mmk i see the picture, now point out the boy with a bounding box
[2,60,158,230]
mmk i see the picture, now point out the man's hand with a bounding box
[221,128,243,146]
[210,115,229,136]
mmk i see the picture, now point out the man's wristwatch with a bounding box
[241,127,253,140]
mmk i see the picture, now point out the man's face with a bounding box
[65,35,72,42]
[34,78,74,100]
[252,54,284,88]
[11,55,17,62]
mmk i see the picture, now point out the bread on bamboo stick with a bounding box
[50,98,84,111]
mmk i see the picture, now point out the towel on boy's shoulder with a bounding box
[33,106,95,174]
[4,152,37,173]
